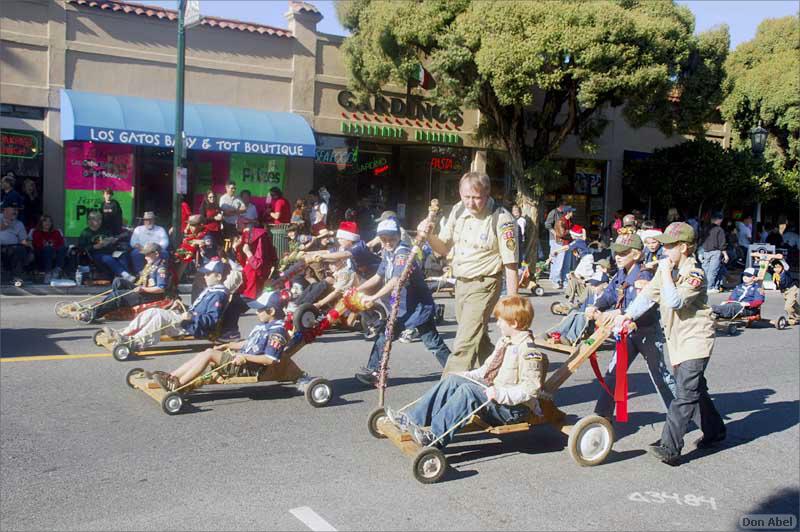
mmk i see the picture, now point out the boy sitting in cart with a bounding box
[150,290,290,391]
[710,267,764,319]
[78,242,170,323]
[103,260,228,349]
[385,295,548,448]
[545,271,609,345]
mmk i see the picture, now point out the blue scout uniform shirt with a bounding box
[348,240,381,278]
[141,258,168,290]
[376,242,435,328]
[775,270,797,292]
[241,319,290,361]
[595,263,657,327]
[730,282,764,305]
[184,283,228,337]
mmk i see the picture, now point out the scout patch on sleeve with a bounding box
[268,333,287,350]
[686,269,704,288]
[394,253,407,268]
[499,220,515,232]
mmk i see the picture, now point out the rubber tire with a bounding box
[55,301,74,318]
[293,303,321,332]
[161,392,183,415]
[567,415,614,467]
[367,407,388,439]
[727,323,738,336]
[550,301,567,316]
[93,329,105,347]
[412,447,447,484]
[126,367,145,388]
[776,316,788,330]
[79,310,95,324]
[304,377,332,408]
[112,343,132,361]
[534,286,545,297]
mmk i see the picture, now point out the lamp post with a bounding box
[749,121,768,224]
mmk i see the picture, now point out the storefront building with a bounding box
[1,0,720,238]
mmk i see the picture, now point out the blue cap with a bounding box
[248,290,285,317]
[199,259,225,274]
[376,218,400,236]
[562,206,575,213]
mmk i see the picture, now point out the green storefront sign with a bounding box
[64,189,133,238]
[228,154,286,195]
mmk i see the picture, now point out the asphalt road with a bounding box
[1,286,798,531]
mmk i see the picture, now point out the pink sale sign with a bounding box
[64,141,134,191]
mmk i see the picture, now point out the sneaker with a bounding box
[12,277,23,287]
[647,443,680,465]
[706,288,720,294]
[364,326,379,340]
[355,369,378,385]
[217,330,241,342]
[694,431,726,449]
[153,373,178,392]
[385,407,411,431]
[409,423,435,446]
[121,272,136,283]
[398,328,419,343]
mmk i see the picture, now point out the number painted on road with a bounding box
[628,492,717,510]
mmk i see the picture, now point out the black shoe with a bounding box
[647,443,680,465]
[694,431,726,449]
[355,369,378,385]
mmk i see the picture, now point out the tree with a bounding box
[336,0,728,255]
[624,139,771,218]
[721,15,800,200]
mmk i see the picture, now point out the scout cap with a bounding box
[596,258,611,271]
[248,290,285,317]
[199,259,225,274]
[587,271,610,286]
[375,210,398,223]
[376,218,400,237]
[639,229,662,241]
[622,214,637,227]
[655,222,695,245]
[742,267,756,278]
[610,232,643,253]
[142,242,161,255]
[142,211,156,220]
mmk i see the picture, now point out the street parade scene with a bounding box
[0,1,798,531]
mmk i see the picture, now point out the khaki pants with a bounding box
[443,275,502,374]
[784,286,800,322]
[120,308,187,347]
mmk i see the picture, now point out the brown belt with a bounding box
[455,272,502,283]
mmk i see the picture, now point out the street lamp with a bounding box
[749,121,768,156]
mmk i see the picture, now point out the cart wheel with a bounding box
[55,301,74,318]
[112,342,132,361]
[125,367,145,388]
[92,329,105,347]
[550,301,566,315]
[367,407,388,439]
[293,303,321,332]
[304,377,332,408]
[727,323,738,336]
[567,415,614,467]
[412,447,447,484]
[534,286,545,297]
[79,310,95,324]
[161,392,183,415]
[776,316,788,330]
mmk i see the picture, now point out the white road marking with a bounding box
[290,507,337,531]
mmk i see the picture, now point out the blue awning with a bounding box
[60,89,315,158]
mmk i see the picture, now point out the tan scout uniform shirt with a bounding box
[438,198,518,279]
[463,331,549,411]
[640,257,715,366]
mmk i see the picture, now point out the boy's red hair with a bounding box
[493,295,534,330]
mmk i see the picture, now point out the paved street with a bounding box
[1,288,798,531]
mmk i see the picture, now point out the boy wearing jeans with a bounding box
[617,222,726,465]
[386,295,548,448]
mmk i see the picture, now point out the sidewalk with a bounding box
[0,283,193,297]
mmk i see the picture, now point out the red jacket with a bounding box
[269,197,291,224]
[31,229,64,251]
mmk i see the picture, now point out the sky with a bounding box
[138,0,798,49]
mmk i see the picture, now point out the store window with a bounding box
[0,128,44,228]
[543,158,607,241]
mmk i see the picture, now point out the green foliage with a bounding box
[337,0,728,201]
[624,139,774,214]
[721,15,800,197]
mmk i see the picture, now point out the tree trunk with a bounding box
[506,142,542,262]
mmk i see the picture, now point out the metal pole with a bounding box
[171,0,187,250]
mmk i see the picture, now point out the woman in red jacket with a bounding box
[199,189,223,254]
[31,214,66,283]
[233,226,277,299]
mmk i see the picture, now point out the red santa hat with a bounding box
[569,224,586,239]
[336,221,360,242]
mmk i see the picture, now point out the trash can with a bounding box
[270,223,291,259]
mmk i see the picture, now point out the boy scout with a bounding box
[418,172,519,373]
[78,242,169,322]
[618,222,726,465]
